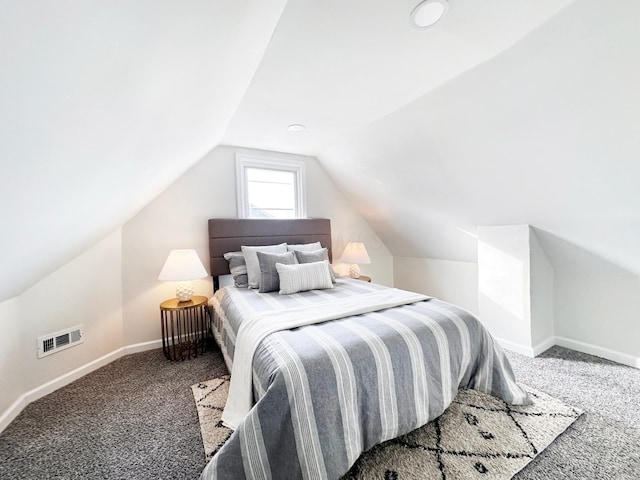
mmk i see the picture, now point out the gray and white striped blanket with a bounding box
[202,278,529,480]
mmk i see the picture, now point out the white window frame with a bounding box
[235,154,307,219]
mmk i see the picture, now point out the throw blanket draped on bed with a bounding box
[202,280,529,480]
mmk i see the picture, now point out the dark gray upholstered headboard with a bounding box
[208,218,332,291]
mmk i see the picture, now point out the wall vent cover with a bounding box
[37,325,84,359]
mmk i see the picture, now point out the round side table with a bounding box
[160,295,209,361]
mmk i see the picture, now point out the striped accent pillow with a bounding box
[276,260,334,295]
[223,251,248,288]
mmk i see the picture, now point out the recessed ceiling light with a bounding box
[287,124,306,132]
[410,0,449,30]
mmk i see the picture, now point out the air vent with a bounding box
[37,325,84,359]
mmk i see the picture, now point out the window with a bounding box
[236,155,307,219]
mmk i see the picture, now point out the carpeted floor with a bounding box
[0,348,227,480]
[1,345,638,479]
[507,347,640,479]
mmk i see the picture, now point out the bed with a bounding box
[201,218,529,480]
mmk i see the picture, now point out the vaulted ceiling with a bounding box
[224,0,576,154]
[227,0,640,276]
[2,0,638,302]
[0,0,287,300]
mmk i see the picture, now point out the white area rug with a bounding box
[191,375,232,459]
[192,379,582,479]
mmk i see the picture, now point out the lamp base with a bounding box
[176,281,194,302]
[349,264,361,278]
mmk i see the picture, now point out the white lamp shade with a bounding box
[158,250,208,281]
[340,242,371,265]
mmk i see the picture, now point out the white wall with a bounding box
[402,226,639,366]
[478,225,532,349]
[121,145,393,345]
[530,230,555,348]
[1,230,124,432]
[555,273,640,365]
[18,230,124,392]
[0,298,23,417]
[477,225,555,357]
[394,257,478,315]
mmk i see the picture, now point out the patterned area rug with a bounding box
[191,375,232,459]
[191,379,582,479]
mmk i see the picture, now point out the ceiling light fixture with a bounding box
[287,124,306,132]
[410,0,449,29]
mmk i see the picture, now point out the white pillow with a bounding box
[241,243,288,288]
[287,242,322,252]
[276,260,334,295]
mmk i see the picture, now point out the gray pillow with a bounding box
[256,251,298,293]
[241,243,288,288]
[223,251,248,288]
[294,248,335,283]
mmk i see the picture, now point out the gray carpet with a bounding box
[507,346,640,479]
[0,348,227,480]
[1,345,638,479]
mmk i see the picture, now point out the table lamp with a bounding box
[340,242,371,278]
[158,249,208,302]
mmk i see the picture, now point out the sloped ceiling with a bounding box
[0,0,287,301]
[227,0,640,276]
[319,0,640,275]
[3,0,636,303]
[224,0,576,154]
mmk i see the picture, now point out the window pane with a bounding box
[247,182,295,209]
[236,156,306,219]
[246,167,296,219]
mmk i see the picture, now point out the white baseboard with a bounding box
[494,337,556,358]
[496,334,640,369]
[494,337,537,357]
[0,339,162,434]
[0,396,27,437]
[123,339,163,355]
[532,336,556,356]
[495,336,554,358]
[555,336,640,369]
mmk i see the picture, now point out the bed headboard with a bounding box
[208,218,332,290]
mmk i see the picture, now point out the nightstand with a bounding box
[355,275,371,283]
[160,295,209,361]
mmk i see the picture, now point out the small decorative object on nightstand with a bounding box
[340,242,371,279]
[160,295,209,361]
